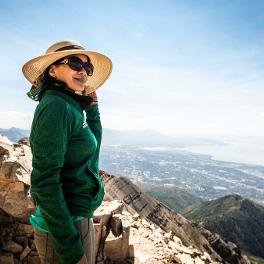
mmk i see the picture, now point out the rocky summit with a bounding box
[0,136,252,263]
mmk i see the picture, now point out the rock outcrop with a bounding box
[0,137,252,263]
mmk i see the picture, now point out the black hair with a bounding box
[27,62,65,101]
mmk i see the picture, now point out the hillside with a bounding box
[141,183,203,213]
[184,194,264,259]
[101,171,252,263]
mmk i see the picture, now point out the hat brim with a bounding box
[22,50,112,94]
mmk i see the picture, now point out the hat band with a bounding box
[54,45,85,52]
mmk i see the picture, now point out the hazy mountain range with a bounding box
[0,126,228,147]
[0,127,30,142]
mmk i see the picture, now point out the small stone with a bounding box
[20,245,31,260]
[141,219,150,228]
[2,240,23,253]
[190,248,202,258]
[132,213,140,221]
[178,253,195,264]
[149,223,156,230]
[173,235,183,246]
[164,231,173,239]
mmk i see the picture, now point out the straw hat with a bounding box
[22,40,112,93]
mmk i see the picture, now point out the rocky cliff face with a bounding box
[0,136,252,264]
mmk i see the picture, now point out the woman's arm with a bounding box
[30,100,84,264]
[83,91,102,174]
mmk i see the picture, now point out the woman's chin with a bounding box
[68,85,85,92]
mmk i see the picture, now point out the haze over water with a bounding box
[183,138,264,166]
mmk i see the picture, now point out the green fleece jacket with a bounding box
[29,89,104,264]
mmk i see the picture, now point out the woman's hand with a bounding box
[83,87,98,106]
[76,254,89,264]
[88,91,98,105]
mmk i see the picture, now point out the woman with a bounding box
[22,40,112,264]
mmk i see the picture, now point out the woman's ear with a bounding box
[49,65,56,78]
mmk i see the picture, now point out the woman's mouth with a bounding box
[73,77,86,85]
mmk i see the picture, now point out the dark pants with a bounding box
[34,218,95,264]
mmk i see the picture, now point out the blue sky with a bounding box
[0,0,264,137]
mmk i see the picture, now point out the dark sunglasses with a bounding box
[57,56,94,76]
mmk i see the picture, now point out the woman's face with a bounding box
[49,54,89,93]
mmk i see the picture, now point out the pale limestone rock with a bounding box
[195,256,206,264]
[164,231,173,244]
[168,240,182,252]
[0,140,34,218]
[132,249,150,263]
[104,226,130,262]
[173,235,183,246]
[94,200,123,225]
[0,136,14,156]
[181,245,194,254]
[178,252,195,264]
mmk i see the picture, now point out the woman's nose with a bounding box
[78,67,87,75]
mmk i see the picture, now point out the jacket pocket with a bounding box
[85,166,100,198]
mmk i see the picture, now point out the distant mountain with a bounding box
[183,194,264,259]
[141,183,203,213]
[102,128,227,148]
[0,127,30,142]
[0,126,227,148]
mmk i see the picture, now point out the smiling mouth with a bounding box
[73,77,86,85]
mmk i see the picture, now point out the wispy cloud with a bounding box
[100,63,264,136]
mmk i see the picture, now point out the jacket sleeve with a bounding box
[30,101,84,264]
[84,104,102,173]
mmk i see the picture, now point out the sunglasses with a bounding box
[57,56,94,76]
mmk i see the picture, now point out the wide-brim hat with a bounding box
[22,40,112,94]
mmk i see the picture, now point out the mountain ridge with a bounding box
[183,194,264,259]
